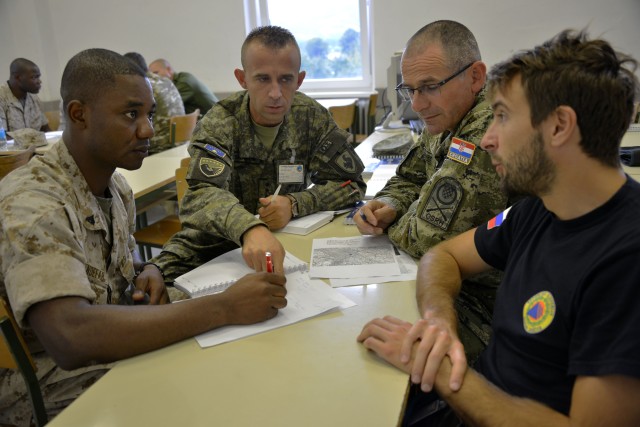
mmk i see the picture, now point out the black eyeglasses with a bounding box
[395,62,474,101]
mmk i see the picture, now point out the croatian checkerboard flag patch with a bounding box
[447,137,476,165]
[487,206,512,230]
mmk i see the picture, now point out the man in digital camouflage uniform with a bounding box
[0,49,287,426]
[355,20,509,364]
[153,25,365,281]
[124,52,185,154]
[0,58,50,132]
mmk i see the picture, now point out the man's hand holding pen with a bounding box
[354,200,398,235]
[258,184,294,230]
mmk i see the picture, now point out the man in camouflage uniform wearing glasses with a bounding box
[355,20,509,364]
[153,25,365,280]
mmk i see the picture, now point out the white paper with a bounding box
[364,164,398,199]
[195,271,355,348]
[308,235,401,279]
[330,250,418,287]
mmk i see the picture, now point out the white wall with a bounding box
[1,0,639,102]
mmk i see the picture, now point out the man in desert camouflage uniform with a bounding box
[124,52,185,154]
[355,21,509,364]
[153,25,365,280]
[0,58,50,132]
[0,49,287,426]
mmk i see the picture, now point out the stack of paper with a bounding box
[308,236,418,287]
[195,271,355,348]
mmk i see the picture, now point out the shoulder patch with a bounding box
[198,158,226,178]
[487,206,512,230]
[203,144,226,158]
[419,177,463,230]
[447,137,476,165]
[332,151,359,174]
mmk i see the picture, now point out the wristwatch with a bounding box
[286,194,299,218]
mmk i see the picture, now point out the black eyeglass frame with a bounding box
[395,62,475,101]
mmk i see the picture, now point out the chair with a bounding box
[169,109,199,145]
[0,146,36,180]
[329,101,357,144]
[134,157,190,260]
[0,297,48,426]
[355,93,379,145]
[44,111,60,131]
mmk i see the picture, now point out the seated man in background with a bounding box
[0,48,287,426]
[0,58,51,132]
[358,30,640,426]
[149,57,219,116]
[124,51,185,154]
[357,20,508,364]
[153,25,365,281]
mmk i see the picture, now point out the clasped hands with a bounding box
[357,315,467,393]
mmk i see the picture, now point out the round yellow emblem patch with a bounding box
[522,290,556,334]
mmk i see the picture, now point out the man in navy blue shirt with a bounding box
[358,30,640,426]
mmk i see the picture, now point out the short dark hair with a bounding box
[487,29,639,167]
[123,52,149,73]
[240,25,300,69]
[9,58,38,77]
[406,20,481,70]
[60,48,146,111]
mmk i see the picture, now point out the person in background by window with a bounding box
[0,48,287,426]
[152,25,366,282]
[0,58,50,132]
[358,29,640,427]
[124,52,185,154]
[355,20,509,366]
[148,58,219,117]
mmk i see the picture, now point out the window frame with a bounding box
[243,0,373,96]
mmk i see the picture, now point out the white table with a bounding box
[317,98,359,109]
[48,219,419,427]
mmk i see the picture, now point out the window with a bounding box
[243,0,372,96]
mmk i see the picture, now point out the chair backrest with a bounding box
[0,146,36,180]
[367,93,378,119]
[45,111,60,131]
[0,297,48,425]
[169,109,200,145]
[329,102,357,131]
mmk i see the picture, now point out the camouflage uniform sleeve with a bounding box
[180,111,265,246]
[374,134,429,219]
[386,99,509,258]
[149,75,185,154]
[0,192,96,326]
[289,111,366,217]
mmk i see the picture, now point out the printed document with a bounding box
[309,235,401,278]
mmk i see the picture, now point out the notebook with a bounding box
[277,211,335,235]
[174,248,308,298]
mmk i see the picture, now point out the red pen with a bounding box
[340,180,352,187]
[265,251,273,273]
